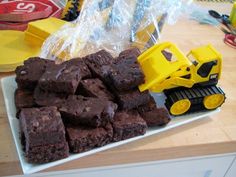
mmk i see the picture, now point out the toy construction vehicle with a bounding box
[138,42,225,116]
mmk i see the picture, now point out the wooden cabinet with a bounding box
[225,157,236,177]
[32,154,236,177]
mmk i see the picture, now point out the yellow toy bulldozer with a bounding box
[138,42,225,116]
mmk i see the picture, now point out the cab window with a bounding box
[197,60,217,78]
[187,54,198,66]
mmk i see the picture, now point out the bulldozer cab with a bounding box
[187,45,222,86]
[138,42,194,92]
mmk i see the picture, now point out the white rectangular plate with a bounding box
[1,76,220,174]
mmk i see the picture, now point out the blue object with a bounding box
[130,0,151,42]
[190,10,220,26]
[105,0,125,30]
[99,0,115,10]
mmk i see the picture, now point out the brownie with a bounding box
[115,89,151,110]
[84,50,114,78]
[140,107,171,127]
[14,89,35,118]
[136,96,157,113]
[112,111,147,142]
[107,55,144,91]
[39,63,81,94]
[77,78,114,101]
[19,107,67,147]
[66,123,113,153]
[59,95,117,127]
[118,47,141,61]
[34,86,67,107]
[15,57,55,90]
[99,65,114,83]
[64,58,91,79]
[24,142,69,164]
[136,96,171,127]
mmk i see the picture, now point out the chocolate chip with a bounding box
[20,70,27,75]
[60,107,67,112]
[32,122,39,127]
[84,107,91,112]
[63,69,70,74]
[42,115,50,121]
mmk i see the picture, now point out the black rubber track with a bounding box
[164,85,225,115]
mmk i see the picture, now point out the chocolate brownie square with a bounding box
[19,107,67,147]
[77,78,114,101]
[15,57,55,90]
[15,89,36,118]
[64,58,91,79]
[118,47,141,61]
[24,142,69,163]
[107,56,144,92]
[59,96,117,127]
[34,86,67,108]
[136,97,171,127]
[136,96,157,112]
[112,111,147,142]
[66,123,113,153]
[115,89,151,110]
[140,107,171,127]
[84,50,114,78]
[99,65,114,83]
[39,63,81,94]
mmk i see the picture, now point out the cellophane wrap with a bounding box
[40,0,192,61]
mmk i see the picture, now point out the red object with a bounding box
[38,0,62,18]
[0,20,27,30]
[0,0,63,31]
[0,1,52,22]
[224,34,236,49]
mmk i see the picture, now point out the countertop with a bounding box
[0,2,235,176]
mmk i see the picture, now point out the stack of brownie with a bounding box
[19,106,69,163]
[15,48,171,164]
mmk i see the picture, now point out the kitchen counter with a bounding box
[0,2,235,176]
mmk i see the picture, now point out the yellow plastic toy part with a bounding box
[203,94,225,110]
[132,14,166,50]
[188,44,222,81]
[0,31,40,72]
[138,42,192,92]
[138,42,222,93]
[24,31,45,46]
[170,99,191,116]
[25,17,67,46]
[61,0,84,19]
[230,2,236,27]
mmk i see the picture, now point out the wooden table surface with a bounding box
[0,2,235,176]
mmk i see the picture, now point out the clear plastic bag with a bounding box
[40,0,193,61]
